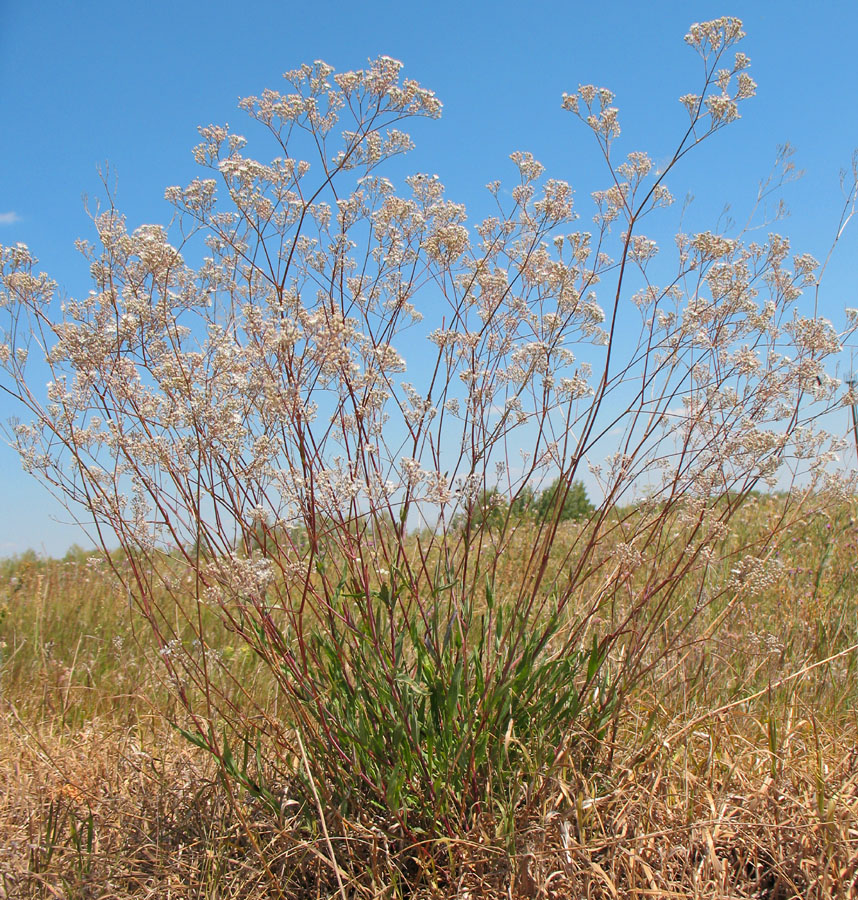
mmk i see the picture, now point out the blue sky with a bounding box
[1,0,856,556]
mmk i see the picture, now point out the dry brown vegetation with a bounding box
[2,495,857,899]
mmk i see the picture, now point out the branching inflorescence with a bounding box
[1,18,856,850]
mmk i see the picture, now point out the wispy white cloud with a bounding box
[0,211,20,226]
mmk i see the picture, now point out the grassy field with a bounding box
[1,495,857,899]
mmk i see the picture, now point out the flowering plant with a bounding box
[1,17,855,862]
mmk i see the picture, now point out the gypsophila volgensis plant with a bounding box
[1,16,856,874]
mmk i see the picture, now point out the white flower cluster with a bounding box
[728,555,783,596]
[206,554,276,605]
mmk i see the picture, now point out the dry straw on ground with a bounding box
[1,700,857,897]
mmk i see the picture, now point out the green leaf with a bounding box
[175,726,210,752]
[587,634,604,683]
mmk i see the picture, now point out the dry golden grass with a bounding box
[1,497,857,898]
[2,706,855,898]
